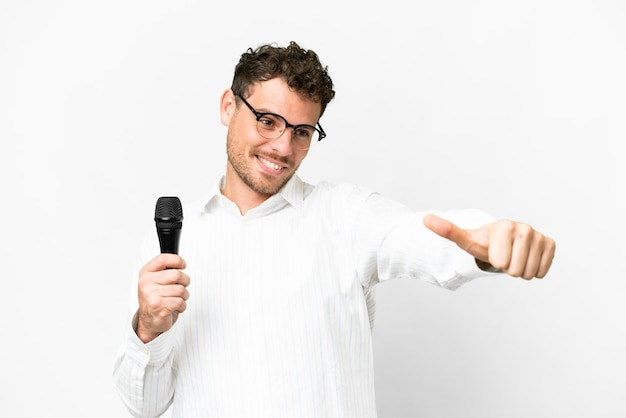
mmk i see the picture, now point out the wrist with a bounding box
[132,309,161,343]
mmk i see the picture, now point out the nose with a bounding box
[269,127,294,156]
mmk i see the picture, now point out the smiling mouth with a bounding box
[257,155,287,172]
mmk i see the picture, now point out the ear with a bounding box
[220,89,237,127]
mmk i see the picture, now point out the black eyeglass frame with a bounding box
[236,94,327,142]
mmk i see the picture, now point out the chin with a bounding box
[251,173,293,195]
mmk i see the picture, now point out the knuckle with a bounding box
[507,267,523,278]
[147,299,162,312]
[175,284,186,297]
[546,238,556,254]
[156,253,170,266]
[498,220,516,234]
[514,223,533,240]
[158,310,172,319]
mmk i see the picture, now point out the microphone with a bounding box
[154,196,183,254]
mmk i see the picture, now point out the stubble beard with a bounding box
[226,131,299,196]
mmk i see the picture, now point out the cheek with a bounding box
[226,110,255,140]
[234,120,267,145]
[293,148,309,165]
[229,127,268,155]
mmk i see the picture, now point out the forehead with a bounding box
[247,78,322,123]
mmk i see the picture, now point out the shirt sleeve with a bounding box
[112,234,179,418]
[112,322,179,418]
[353,192,500,290]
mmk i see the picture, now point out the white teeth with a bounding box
[258,156,282,170]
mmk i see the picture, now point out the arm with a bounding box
[112,253,190,418]
[353,187,554,288]
[112,324,178,418]
[353,191,498,289]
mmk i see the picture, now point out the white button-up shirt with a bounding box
[113,175,496,418]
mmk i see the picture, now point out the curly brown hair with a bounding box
[230,41,336,117]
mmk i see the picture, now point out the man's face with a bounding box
[221,78,322,200]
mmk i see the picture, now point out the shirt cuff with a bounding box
[125,318,177,367]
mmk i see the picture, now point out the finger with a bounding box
[423,214,474,250]
[176,272,191,288]
[521,246,540,279]
[161,284,191,302]
[141,288,187,321]
[144,253,187,272]
[505,223,535,278]
[487,221,515,271]
[153,299,186,320]
[141,269,190,290]
[158,269,191,287]
[536,237,556,278]
[172,298,188,314]
[161,296,188,315]
[520,231,552,279]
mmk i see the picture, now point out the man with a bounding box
[113,41,555,418]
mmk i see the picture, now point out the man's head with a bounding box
[230,41,335,118]
[220,42,335,211]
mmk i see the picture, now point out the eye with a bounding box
[258,115,278,130]
[294,127,314,139]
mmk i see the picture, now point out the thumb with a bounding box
[423,213,479,255]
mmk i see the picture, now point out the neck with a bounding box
[222,168,272,216]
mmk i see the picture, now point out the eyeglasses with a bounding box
[236,94,326,150]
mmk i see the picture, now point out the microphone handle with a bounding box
[157,228,182,254]
[157,228,182,323]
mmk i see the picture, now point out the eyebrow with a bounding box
[239,95,319,127]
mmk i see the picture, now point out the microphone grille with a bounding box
[155,196,183,228]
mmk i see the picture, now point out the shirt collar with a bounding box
[202,174,305,215]
[277,174,304,208]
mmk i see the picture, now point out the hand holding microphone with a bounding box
[135,197,190,343]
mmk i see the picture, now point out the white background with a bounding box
[1,1,624,417]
